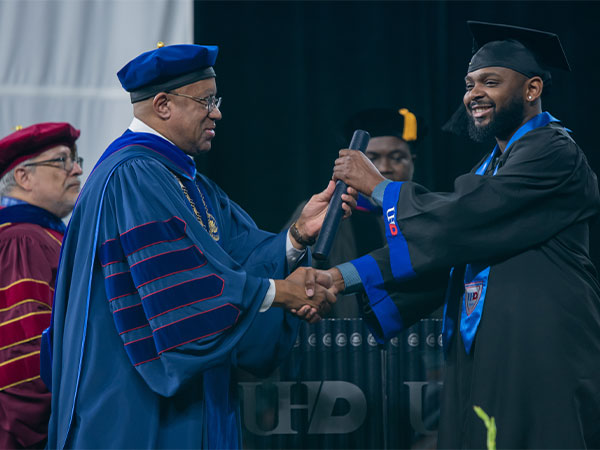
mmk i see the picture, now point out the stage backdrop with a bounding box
[0,0,193,188]
[238,318,445,450]
[193,0,600,263]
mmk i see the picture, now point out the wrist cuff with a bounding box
[372,179,392,206]
[336,262,363,293]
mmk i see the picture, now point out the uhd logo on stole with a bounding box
[386,206,398,236]
[464,281,483,315]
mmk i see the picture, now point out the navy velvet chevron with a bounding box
[100,218,231,368]
[124,334,159,366]
[130,245,207,288]
[120,216,186,256]
[142,275,224,319]
[104,271,137,302]
[99,237,124,266]
[113,303,147,335]
[153,304,240,354]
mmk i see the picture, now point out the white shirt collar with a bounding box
[128,117,177,146]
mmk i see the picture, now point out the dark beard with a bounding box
[467,95,525,143]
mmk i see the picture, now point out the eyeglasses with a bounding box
[24,155,84,172]
[167,92,222,113]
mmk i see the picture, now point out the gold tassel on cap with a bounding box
[398,108,417,141]
[156,41,165,48]
[14,125,23,131]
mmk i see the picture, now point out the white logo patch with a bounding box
[464,281,483,316]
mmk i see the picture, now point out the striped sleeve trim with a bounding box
[105,271,137,302]
[113,303,149,335]
[100,237,125,267]
[0,313,49,350]
[142,275,224,320]
[154,303,240,354]
[0,311,51,328]
[119,303,240,366]
[123,335,159,367]
[130,245,207,289]
[0,351,41,391]
[0,278,54,310]
[120,216,187,257]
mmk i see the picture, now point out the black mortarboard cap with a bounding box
[445,22,571,137]
[467,21,571,83]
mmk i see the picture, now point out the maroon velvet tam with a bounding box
[0,122,80,177]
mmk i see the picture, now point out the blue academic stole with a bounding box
[95,130,221,244]
[0,202,66,234]
[448,112,560,353]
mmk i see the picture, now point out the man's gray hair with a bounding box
[0,162,31,197]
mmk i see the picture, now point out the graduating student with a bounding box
[0,123,82,448]
[44,44,353,449]
[329,22,600,448]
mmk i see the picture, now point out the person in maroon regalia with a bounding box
[0,123,82,448]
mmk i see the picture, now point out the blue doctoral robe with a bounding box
[45,131,303,449]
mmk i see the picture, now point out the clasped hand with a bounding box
[273,267,338,323]
[333,149,386,196]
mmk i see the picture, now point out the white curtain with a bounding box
[0,0,193,184]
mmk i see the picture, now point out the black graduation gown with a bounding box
[356,122,600,448]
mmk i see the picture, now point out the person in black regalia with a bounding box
[323,21,600,448]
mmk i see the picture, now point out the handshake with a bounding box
[271,147,385,323]
[272,266,345,323]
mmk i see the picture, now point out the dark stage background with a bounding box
[194,0,600,262]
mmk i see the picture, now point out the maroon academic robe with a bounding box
[0,220,62,448]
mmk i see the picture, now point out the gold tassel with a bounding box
[398,108,417,141]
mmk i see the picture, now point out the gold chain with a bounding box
[174,175,220,241]
[196,184,219,239]
[176,177,205,228]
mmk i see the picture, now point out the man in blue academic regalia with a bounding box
[43,43,355,449]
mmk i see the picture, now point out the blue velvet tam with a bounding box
[117,44,219,103]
